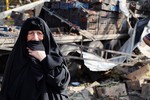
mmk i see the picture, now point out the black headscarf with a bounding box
[0,17,70,100]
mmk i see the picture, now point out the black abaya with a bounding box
[0,17,70,100]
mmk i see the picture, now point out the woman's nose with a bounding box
[32,33,39,41]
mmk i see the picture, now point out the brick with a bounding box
[95,83,127,97]
[126,80,141,91]
[141,83,150,99]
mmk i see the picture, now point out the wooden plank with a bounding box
[55,35,83,44]
[127,64,150,83]
[79,30,95,40]
[55,34,128,43]
[0,34,128,46]
[98,30,117,35]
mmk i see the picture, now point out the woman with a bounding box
[0,17,70,100]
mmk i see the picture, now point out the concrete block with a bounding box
[95,83,127,97]
[126,80,141,91]
[141,83,150,99]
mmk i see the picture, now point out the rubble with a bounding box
[67,63,150,100]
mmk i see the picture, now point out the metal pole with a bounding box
[6,0,9,10]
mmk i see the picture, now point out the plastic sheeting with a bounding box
[82,52,116,71]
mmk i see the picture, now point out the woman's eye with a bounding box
[28,32,34,35]
[37,32,43,35]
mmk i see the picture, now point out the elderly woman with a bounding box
[0,17,70,100]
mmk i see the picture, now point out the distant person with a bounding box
[134,0,150,45]
[141,0,150,46]
[143,33,150,47]
[0,17,70,100]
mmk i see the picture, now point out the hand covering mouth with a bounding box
[27,41,45,51]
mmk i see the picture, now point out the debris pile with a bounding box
[67,63,150,100]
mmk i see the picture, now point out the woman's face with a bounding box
[27,30,44,41]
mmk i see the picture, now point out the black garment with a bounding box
[134,16,150,45]
[0,17,70,100]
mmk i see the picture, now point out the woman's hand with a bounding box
[27,48,46,61]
